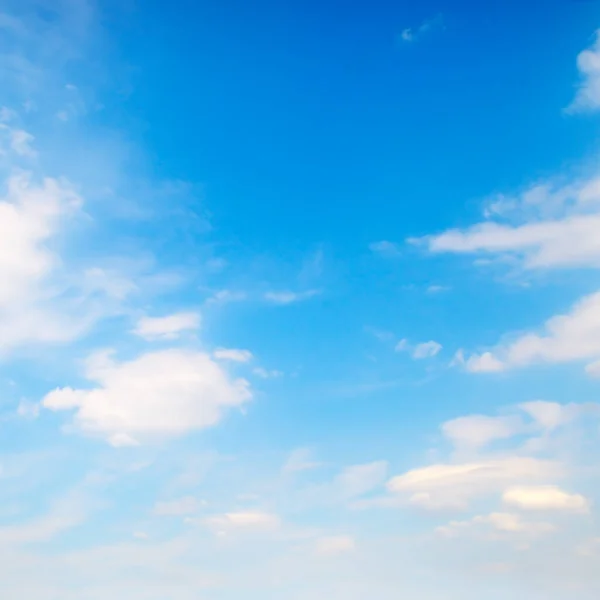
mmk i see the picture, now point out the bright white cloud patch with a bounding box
[0,170,113,353]
[387,457,562,510]
[42,349,251,445]
[569,29,600,112]
[464,290,600,375]
[132,312,200,340]
[413,165,600,271]
[502,486,590,513]
[0,171,78,309]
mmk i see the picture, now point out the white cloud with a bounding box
[420,214,600,269]
[412,340,442,359]
[387,457,562,510]
[413,170,600,271]
[465,352,505,373]
[132,312,200,340]
[42,349,252,445]
[0,171,79,309]
[441,415,523,450]
[153,496,203,517]
[502,486,590,513]
[0,169,119,354]
[437,512,555,539]
[464,290,600,375]
[519,400,581,432]
[203,511,280,534]
[213,348,253,363]
[315,535,356,556]
[264,289,320,305]
[568,29,600,112]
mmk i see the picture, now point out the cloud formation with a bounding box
[569,30,600,112]
[464,290,600,375]
[502,486,589,513]
[42,349,252,445]
[132,312,200,340]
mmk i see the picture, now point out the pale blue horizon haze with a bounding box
[1,0,600,598]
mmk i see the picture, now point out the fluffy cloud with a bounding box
[42,349,252,445]
[569,29,600,112]
[519,400,583,431]
[442,415,523,450]
[387,457,562,510]
[502,486,589,513]
[464,291,600,374]
[132,312,200,340]
[0,170,78,309]
[0,169,120,354]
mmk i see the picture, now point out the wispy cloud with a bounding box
[395,338,443,359]
[461,290,600,375]
[567,29,600,112]
[264,289,321,305]
[398,14,444,44]
[132,312,200,341]
[369,240,402,258]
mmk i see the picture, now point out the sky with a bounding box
[1,0,600,598]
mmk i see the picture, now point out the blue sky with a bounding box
[1,0,600,598]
